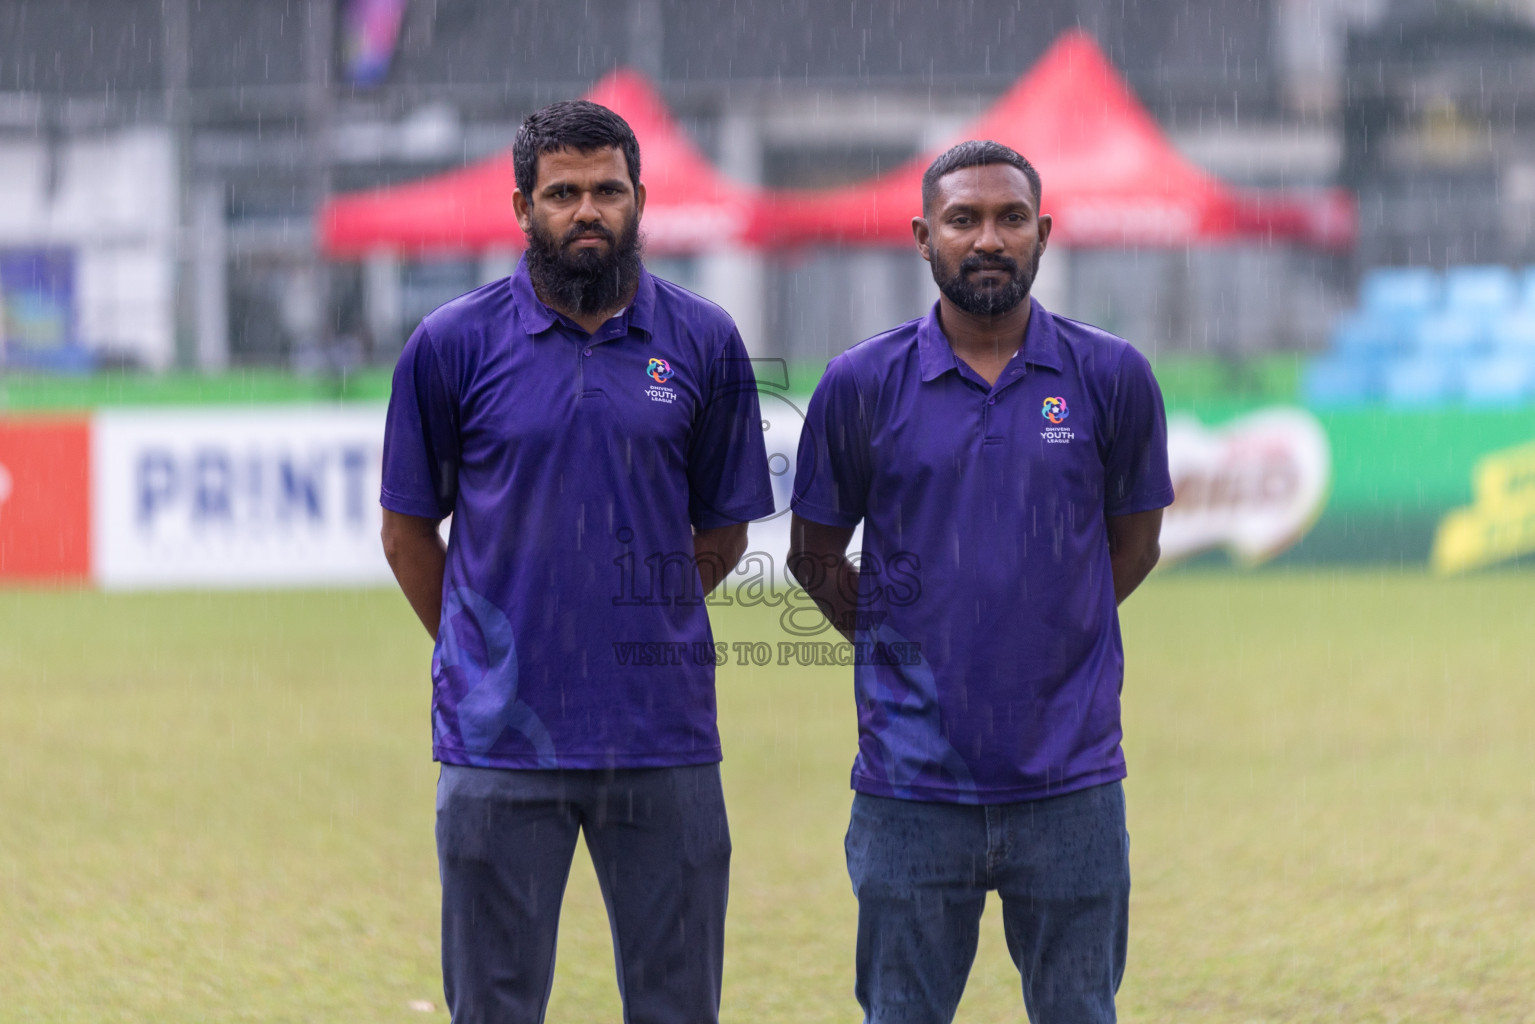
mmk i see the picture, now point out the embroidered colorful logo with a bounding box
[647,358,675,384]
[1041,396,1070,424]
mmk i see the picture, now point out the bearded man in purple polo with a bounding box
[380,100,773,1024]
[789,139,1172,1024]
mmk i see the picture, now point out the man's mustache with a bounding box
[958,254,1019,276]
[563,223,616,246]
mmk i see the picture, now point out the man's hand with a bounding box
[693,522,750,595]
[1107,507,1163,605]
[381,508,448,640]
[787,514,860,643]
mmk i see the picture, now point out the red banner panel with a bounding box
[0,416,91,583]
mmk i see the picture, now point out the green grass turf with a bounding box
[2,571,1534,1022]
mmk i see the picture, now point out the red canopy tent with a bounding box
[322,32,1354,258]
[320,70,765,257]
[762,30,1355,251]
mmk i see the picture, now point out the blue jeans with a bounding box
[845,782,1130,1024]
[435,763,731,1024]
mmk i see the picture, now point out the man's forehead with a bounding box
[933,163,1036,208]
[535,145,630,183]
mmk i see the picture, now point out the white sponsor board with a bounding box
[85,399,1327,590]
[744,391,868,582]
[93,406,393,590]
[756,397,1328,574]
[1161,407,1331,566]
[743,391,807,579]
[757,397,1329,574]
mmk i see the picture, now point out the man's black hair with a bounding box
[920,140,1042,216]
[513,100,641,198]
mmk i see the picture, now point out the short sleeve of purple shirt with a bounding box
[381,323,459,520]
[789,299,1173,805]
[1102,344,1173,517]
[688,328,779,529]
[791,353,872,529]
[380,263,775,771]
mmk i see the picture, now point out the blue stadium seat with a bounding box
[1331,311,1407,355]
[1360,267,1440,317]
[1444,265,1518,315]
[1383,355,1461,407]
[1303,353,1384,406]
[1490,311,1535,351]
[1463,351,1535,406]
[1521,266,1535,309]
[1412,310,1489,355]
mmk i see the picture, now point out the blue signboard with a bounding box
[0,248,76,351]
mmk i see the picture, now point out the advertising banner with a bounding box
[747,389,822,578]
[342,0,409,86]
[1162,408,1331,566]
[0,248,75,350]
[92,406,392,590]
[755,399,1334,575]
[1431,440,1535,574]
[0,416,91,583]
[1231,405,1535,567]
[7,397,1533,590]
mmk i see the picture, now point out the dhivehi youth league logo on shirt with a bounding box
[1040,396,1074,443]
[645,358,678,403]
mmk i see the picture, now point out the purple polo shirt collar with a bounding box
[916,295,1064,384]
[508,258,658,340]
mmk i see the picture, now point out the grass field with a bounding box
[2,571,1534,1023]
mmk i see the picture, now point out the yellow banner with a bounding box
[1431,440,1535,574]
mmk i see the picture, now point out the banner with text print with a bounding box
[6,398,1535,588]
[92,406,392,590]
[0,416,92,583]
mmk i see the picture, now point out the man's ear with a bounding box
[513,188,532,233]
[911,216,932,263]
[634,181,646,219]
[1037,212,1053,252]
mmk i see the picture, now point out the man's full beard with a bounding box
[930,242,1043,317]
[524,212,644,316]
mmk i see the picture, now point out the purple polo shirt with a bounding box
[792,298,1173,804]
[382,260,774,770]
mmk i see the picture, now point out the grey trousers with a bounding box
[435,762,731,1024]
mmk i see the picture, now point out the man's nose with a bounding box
[974,219,1004,252]
[574,191,600,223]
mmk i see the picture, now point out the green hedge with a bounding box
[0,353,1303,413]
[0,369,395,412]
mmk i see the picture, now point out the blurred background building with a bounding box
[4,0,1535,375]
